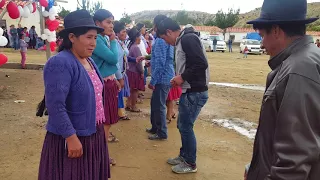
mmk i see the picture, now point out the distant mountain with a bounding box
[130,3,320,31]
[234,2,320,30]
[130,10,215,25]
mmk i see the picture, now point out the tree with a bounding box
[119,12,132,25]
[140,20,153,29]
[204,19,215,26]
[214,8,240,39]
[58,6,71,18]
[77,0,103,15]
[172,10,196,25]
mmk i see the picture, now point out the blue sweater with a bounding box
[150,37,175,86]
[44,50,104,138]
[91,34,118,78]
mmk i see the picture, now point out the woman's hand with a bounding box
[118,78,125,89]
[115,80,121,91]
[66,134,83,158]
[109,31,116,41]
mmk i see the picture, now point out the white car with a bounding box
[201,35,227,52]
[240,39,263,55]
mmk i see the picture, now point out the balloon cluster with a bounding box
[0,27,8,47]
[40,0,58,50]
[6,1,37,19]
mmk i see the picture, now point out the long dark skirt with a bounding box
[126,70,145,91]
[103,79,119,125]
[38,124,110,180]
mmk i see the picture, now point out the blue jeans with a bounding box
[213,45,217,52]
[178,91,208,165]
[229,45,232,52]
[150,84,171,138]
[144,66,148,85]
[12,36,18,50]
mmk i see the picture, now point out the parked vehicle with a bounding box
[240,39,263,55]
[201,35,227,52]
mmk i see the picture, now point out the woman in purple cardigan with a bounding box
[37,10,110,179]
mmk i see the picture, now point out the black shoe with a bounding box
[146,128,156,134]
[148,134,167,141]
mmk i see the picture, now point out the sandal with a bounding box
[137,99,143,104]
[172,114,177,119]
[167,118,172,124]
[125,107,132,111]
[119,116,131,120]
[108,132,119,143]
[110,157,116,166]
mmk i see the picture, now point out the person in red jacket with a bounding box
[316,39,320,47]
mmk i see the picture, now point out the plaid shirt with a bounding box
[150,37,175,86]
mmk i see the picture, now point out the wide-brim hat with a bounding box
[247,0,318,25]
[59,9,104,37]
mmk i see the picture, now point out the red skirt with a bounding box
[103,79,119,125]
[167,86,182,101]
[126,70,145,91]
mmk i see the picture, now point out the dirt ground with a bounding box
[0,50,269,180]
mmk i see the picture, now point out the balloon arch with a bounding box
[0,0,66,67]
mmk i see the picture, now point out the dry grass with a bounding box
[3,47,271,85]
[208,51,270,85]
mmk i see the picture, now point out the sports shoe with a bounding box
[148,134,167,141]
[167,156,184,165]
[146,128,156,134]
[172,161,197,174]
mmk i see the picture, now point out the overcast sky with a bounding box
[62,0,320,20]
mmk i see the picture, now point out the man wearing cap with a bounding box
[245,0,320,180]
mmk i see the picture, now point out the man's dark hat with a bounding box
[59,9,104,37]
[247,0,318,25]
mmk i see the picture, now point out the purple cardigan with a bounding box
[44,50,103,138]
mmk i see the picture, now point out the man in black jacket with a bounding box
[158,19,209,174]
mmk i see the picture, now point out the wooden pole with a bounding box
[37,5,51,60]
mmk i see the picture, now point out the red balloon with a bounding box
[32,2,37,13]
[39,0,48,8]
[7,2,20,19]
[48,20,60,31]
[50,42,56,52]
[0,0,5,9]
[0,53,8,66]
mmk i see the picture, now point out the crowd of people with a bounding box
[33,0,320,179]
[36,8,209,179]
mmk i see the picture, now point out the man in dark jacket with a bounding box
[212,37,217,52]
[245,0,320,180]
[158,20,209,174]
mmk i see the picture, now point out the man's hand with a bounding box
[170,75,184,87]
[136,56,145,63]
[148,84,155,90]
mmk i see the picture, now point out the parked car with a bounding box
[240,39,263,55]
[201,35,227,52]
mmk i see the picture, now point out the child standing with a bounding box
[19,34,28,69]
[243,46,249,58]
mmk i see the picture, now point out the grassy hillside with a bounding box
[235,2,320,30]
[130,10,215,25]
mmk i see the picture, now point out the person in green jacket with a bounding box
[92,9,119,166]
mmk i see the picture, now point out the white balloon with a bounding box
[41,34,48,40]
[44,29,51,35]
[50,31,56,37]
[49,7,57,16]
[47,37,56,42]
[0,36,8,46]
[18,6,24,17]
[0,28,3,36]
[49,14,56,21]
[22,6,31,18]
[27,4,33,12]
[42,11,49,17]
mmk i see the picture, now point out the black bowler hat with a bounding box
[59,9,104,37]
[247,0,318,25]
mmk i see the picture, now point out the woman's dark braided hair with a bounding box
[127,27,141,49]
[36,27,97,117]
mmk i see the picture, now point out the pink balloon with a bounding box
[7,2,20,19]
[0,53,8,66]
